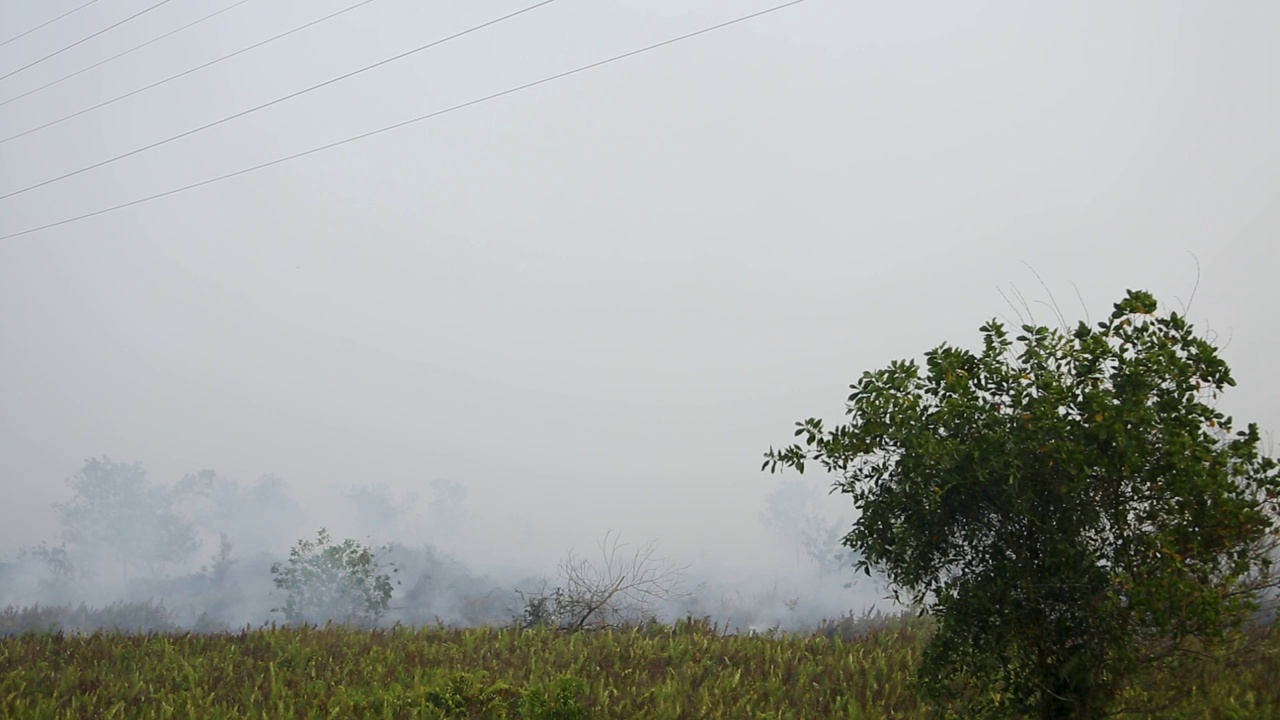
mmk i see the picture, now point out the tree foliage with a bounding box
[173,469,302,554]
[270,528,397,628]
[760,479,859,583]
[763,290,1280,718]
[57,457,199,578]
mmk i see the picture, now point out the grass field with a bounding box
[3,612,1280,719]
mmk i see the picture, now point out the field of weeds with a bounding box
[0,617,925,719]
[2,611,1280,719]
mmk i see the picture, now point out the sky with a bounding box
[1,0,1277,584]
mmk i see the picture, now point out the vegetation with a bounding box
[270,528,398,628]
[4,289,1279,717]
[1,611,1278,719]
[513,532,690,632]
[765,290,1280,718]
[57,458,200,580]
[0,613,920,719]
[0,600,178,636]
[759,479,860,584]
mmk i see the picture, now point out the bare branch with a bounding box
[519,531,691,631]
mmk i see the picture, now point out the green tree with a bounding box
[270,528,397,627]
[763,290,1279,719]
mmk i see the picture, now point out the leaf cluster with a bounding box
[764,290,1280,717]
[56,458,200,576]
[270,528,399,628]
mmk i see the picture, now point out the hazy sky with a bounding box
[1,0,1277,570]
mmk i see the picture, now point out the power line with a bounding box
[1,0,257,110]
[0,0,814,243]
[0,0,375,141]
[0,0,104,50]
[0,0,177,84]
[0,0,559,198]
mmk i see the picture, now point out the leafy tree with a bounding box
[760,479,859,583]
[426,478,468,541]
[18,541,77,580]
[344,483,409,536]
[270,528,397,627]
[4,541,79,605]
[57,457,198,579]
[173,469,302,554]
[763,290,1280,719]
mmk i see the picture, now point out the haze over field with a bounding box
[0,1,1277,628]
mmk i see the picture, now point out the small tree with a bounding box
[764,290,1279,719]
[270,528,397,627]
[13,541,79,603]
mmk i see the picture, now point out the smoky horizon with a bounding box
[1,1,1277,631]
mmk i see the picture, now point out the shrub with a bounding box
[270,528,397,627]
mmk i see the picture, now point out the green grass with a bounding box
[2,615,1278,719]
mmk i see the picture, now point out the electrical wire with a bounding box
[0,0,257,110]
[0,0,103,50]
[0,0,177,83]
[0,0,558,195]
[0,0,378,144]
[0,0,814,243]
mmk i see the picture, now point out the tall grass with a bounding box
[1,606,1277,718]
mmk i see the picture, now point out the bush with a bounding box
[270,528,397,627]
[0,600,176,636]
